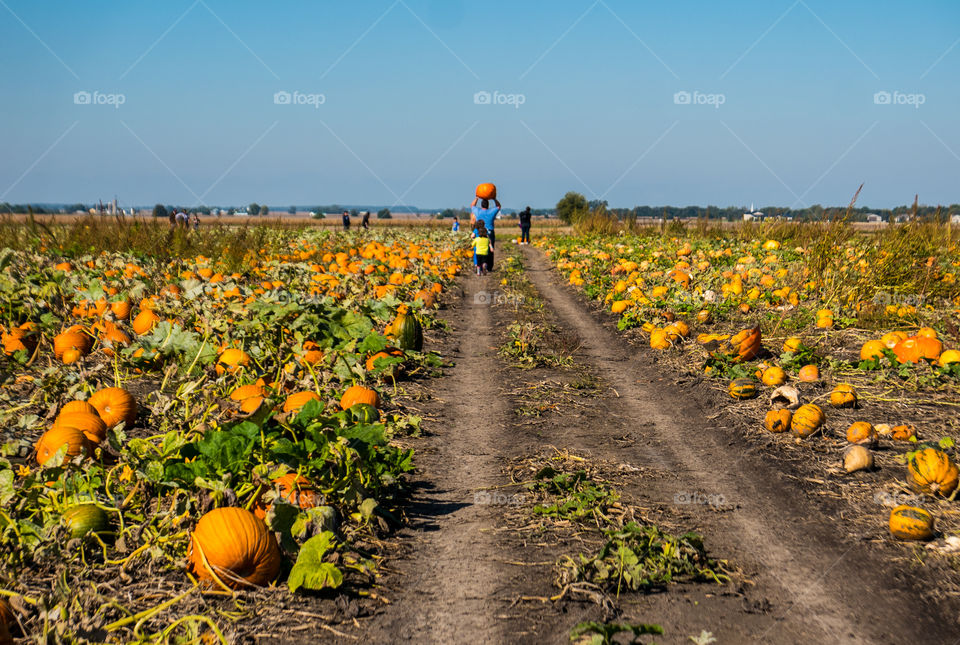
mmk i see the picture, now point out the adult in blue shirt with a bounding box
[470,196,501,268]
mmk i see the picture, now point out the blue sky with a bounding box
[1,1,958,210]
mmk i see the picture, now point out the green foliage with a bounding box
[556,191,588,224]
[570,621,664,645]
[288,532,343,593]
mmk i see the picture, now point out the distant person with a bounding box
[168,209,176,227]
[175,209,188,227]
[342,210,350,231]
[192,213,200,231]
[472,225,491,276]
[470,195,501,269]
[519,206,532,244]
[452,216,460,233]
[361,211,370,229]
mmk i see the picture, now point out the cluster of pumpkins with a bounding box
[860,327,959,367]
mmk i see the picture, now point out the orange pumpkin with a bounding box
[729,327,761,362]
[764,409,792,433]
[845,421,878,447]
[283,391,320,414]
[131,309,160,335]
[109,300,132,320]
[893,336,943,364]
[859,340,885,361]
[829,384,857,408]
[907,448,959,497]
[53,411,107,444]
[890,424,917,441]
[340,385,379,410]
[475,183,497,200]
[797,364,819,382]
[791,404,824,439]
[88,387,138,429]
[36,426,91,466]
[53,328,92,362]
[216,348,251,375]
[187,507,281,589]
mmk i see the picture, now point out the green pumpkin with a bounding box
[62,503,110,539]
[393,312,423,352]
[728,378,756,400]
[349,403,381,424]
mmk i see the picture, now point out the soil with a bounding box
[317,245,959,644]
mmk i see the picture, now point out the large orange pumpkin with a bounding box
[340,385,379,411]
[88,387,138,429]
[893,336,943,364]
[36,426,91,466]
[53,328,92,363]
[216,348,251,375]
[187,507,281,589]
[475,183,497,200]
[53,410,107,444]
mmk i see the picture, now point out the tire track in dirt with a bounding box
[362,275,518,644]
[520,245,955,645]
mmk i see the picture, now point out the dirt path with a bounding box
[518,244,956,644]
[362,274,524,644]
[351,245,957,645]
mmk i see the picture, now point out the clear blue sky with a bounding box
[1,1,958,210]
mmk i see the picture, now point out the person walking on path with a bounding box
[472,225,491,276]
[470,195,501,269]
[361,211,371,229]
[518,206,532,244]
[342,210,350,231]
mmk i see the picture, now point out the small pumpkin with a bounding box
[216,348,251,375]
[845,421,878,447]
[881,331,908,348]
[843,445,874,473]
[939,349,960,367]
[340,385,380,410]
[791,403,824,439]
[890,424,917,441]
[797,364,819,382]
[907,448,959,497]
[782,337,803,353]
[187,507,281,589]
[829,383,857,408]
[889,505,935,541]
[131,309,160,335]
[88,387,138,429]
[859,340,885,361]
[729,326,761,362]
[760,366,786,387]
[36,426,91,466]
[728,378,757,400]
[764,409,792,433]
[62,503,111,539]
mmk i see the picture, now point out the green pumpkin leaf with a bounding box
[288,532,343,593]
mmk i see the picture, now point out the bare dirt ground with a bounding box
[329,245,959,645]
